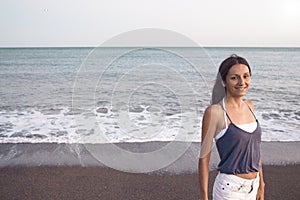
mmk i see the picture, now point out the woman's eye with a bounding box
[244,75,250,79]
[231,76,237,80]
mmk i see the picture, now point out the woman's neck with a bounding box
[224,95,244,108]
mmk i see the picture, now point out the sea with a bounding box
[0,47,299,144]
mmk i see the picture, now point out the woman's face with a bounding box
[224,64,251,97]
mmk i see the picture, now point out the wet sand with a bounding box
[0,142,299,199]
[0,165,299,200]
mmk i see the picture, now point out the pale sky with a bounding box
[1,0,300,47]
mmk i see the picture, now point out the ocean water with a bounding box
[0,47,299,144]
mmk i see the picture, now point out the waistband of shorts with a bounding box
[218,172,259,184]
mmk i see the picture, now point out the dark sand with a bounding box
[0,165,299,200]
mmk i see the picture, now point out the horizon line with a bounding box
[0,45,300,49]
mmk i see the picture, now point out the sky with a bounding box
[0,0,300,47]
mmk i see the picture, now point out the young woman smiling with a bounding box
[198,55,265,200]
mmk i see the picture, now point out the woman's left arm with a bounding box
[256,159,265,200]
[245,99,265,199]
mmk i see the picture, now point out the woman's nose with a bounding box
[238,77,245,85]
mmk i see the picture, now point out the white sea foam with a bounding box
[0,47,299,143]
[0,106,299,143]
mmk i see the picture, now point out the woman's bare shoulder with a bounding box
[244,99,255,110]
[203,103,223,119]
[202,103,224,137]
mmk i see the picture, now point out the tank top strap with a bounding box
[243,101,257,120]
[219,98,233,127]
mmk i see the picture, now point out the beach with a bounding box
[0,165,299,200]
[0,142,300,199]
[0,47,299,199]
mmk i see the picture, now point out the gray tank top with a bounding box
[216,101,261,174]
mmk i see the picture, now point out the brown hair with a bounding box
[211,54,251,104]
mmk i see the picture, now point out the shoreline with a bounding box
[0,165,299,199]
[1,141,299,171]
[1,141,299,199]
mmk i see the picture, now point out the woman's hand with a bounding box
[256,182,265,200]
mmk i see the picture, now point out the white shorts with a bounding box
[213,172,260,200]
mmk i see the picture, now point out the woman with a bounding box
[198,55,265,200]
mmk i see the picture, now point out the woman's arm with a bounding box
[245,100,265,199]
[198,105,220,200]
[199,154,210,200]
[256,159,265,200]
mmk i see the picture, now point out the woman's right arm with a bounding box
[198,105,219,200]
[198,152,210,200]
